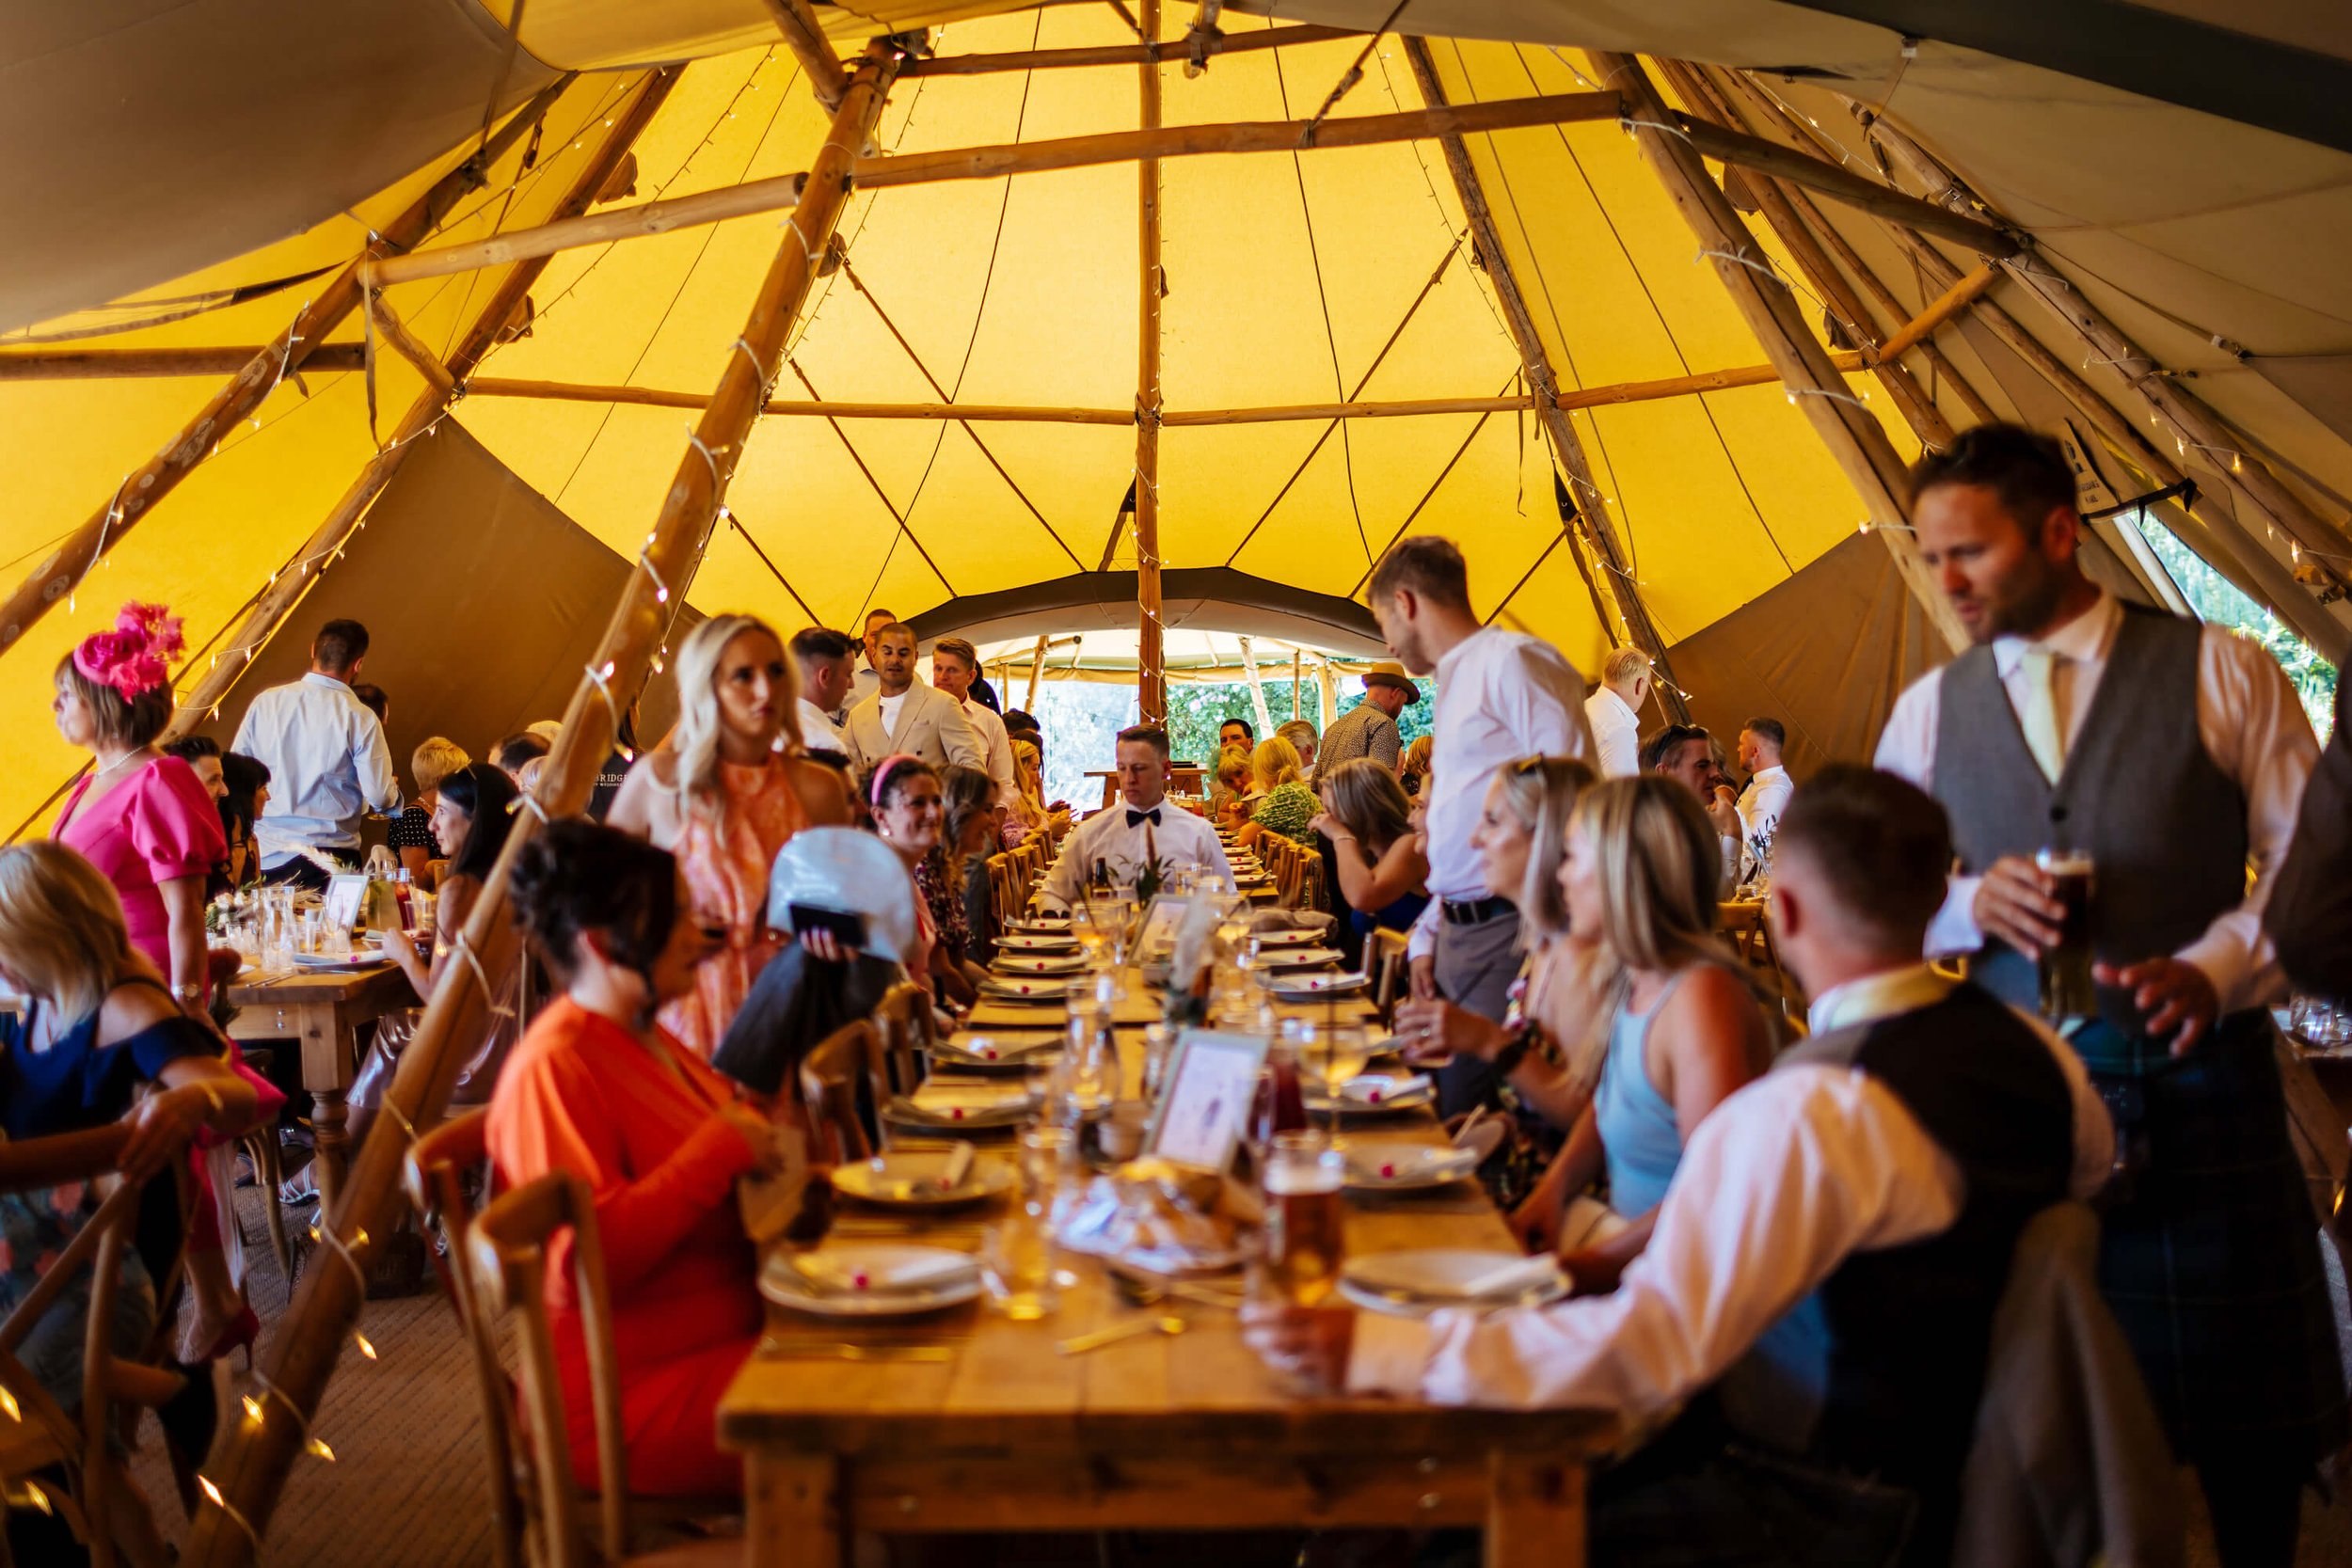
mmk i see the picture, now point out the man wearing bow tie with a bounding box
[1040,725,1233,910]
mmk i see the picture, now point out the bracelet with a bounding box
[1491,1022,1536,1079]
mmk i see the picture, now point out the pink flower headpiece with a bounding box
[72,601,183,703]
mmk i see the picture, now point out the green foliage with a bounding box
[2129,513,2338,732]
[1165,676,1435,768]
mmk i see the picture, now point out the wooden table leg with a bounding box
[295,1006,357,1212]
[744,1452,845,1567]
[1486,1451,1585,1568]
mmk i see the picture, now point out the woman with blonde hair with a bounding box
[1518,775,1769,1291]
[1209,743,1252,829]
[1395,757,1610,1152]
[1308,758,1429,939]
[392,736,469,882]
[1399,733,1434,798]
[1236,735,1316,849]
[0,844,259,1427]
[1001,736,1065,847]
[610,614,852,1057]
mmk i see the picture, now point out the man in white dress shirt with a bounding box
[842,624,986,777]
[1582,646,1650,778]
[1734,716,1793,881]
[930,636,1018,809]
[1039,727,1232,909]
[1247,768,2113,1564]
[1368,536,1592,1116]
[788,626,855,757]
[231,617,403,888]
[1873,423,2337,1565]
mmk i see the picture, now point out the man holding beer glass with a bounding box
[1875,423,2337,1567]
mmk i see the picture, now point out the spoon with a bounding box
[1056,1315,1186,1355]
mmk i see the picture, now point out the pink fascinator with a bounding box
[72,601,183,702]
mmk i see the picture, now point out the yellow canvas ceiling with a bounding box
[6,2,2348,837]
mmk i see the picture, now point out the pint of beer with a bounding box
[2034,847,2097,1022]
[1263,1132,1345,1307]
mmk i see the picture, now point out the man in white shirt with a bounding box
[1734,716,1793,881]
[1247,767,2113,1564]
[1039,726,1232,908]
[1582,646,1650,778]
[788,626,855,757]
[835,607,895,722]
[1368,536,1592,1115]
[230,618,403,887]
[930,635,1018,809]
[1872,423,2338,1561]
[842,624,986,777]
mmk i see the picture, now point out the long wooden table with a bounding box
[719,973,1617,1563]
[224,960,415,1209]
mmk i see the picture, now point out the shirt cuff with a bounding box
[1925,876,1984,958]
[2172,928,2254,1015]
[1345,1310,1433,1398]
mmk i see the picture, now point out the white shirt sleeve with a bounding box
[1348,1067,1965,1413]
[938,696,987,771]
[1039,816,1089,911]
[1873,672,1984,958]
[1406,888,1441,960]
[356,717,403,814]
[1506,644,1595,762]
[2179,626,2319,1011]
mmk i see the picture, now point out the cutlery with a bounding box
[1056,1315,1186,1355]
[758,1338,956,1362]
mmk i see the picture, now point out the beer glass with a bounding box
[2034,847,2096,1022]
[1262,1131,1345,1307]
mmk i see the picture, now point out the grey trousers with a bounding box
[1433,904,1522,1117]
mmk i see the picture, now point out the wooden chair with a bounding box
[873,983,933,1103]
[408,1113,735,1568]
[465,1176,736,1568]
[0,1123,180,1568]
[1370,928,1411,1025]
[1294,845,1325,913]
[799,1021,882,1165]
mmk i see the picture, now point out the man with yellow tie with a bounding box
[1875,423,2336,1568]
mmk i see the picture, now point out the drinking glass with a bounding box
[1261,1130,1345,1307]
[1071,900,1114,972]
[1140,1024,1177,1104]
[981,1203,1060,1321]
[1286,1021,1372,1133]
[1063,1014,1116,1119]
[2033,847,2096,1022]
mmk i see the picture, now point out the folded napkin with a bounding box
[787,1251,977,1296]
[1345,1252,1561,1303]
[1342,1146,1476,1182]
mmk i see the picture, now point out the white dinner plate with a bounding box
[1337,1139,1480,1191]
[993,953,1090,976]
[1307,1074,1437,1116]
[1265,971,1368,998]
[1338,1249,1568,1319]
[995,932,1081,953]
[759,1244,984,1318]
[831,1153,1015,1209]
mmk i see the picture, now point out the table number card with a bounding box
[1144,1029,1270,1176]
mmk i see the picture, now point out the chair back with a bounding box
[1370,928,1410,1024]
[800,1021,882,1164]
[874,982,933,1103]
[467,1173,631,1568]
[404,1109,523,1568]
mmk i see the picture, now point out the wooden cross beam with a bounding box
[0,345,370,380]
[898,23,1363,76]
[758,0,850,110]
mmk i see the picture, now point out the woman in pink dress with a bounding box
[609,614,852,1059]
[49,601,258,1360]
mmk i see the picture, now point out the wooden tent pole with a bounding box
[1401,38,1691,720]
[1876,262,2000,361]
[178,67,695,1567]
[164,72,681,747]
[1857,107,2352,583]
[1668,115,2014,259]
[1024,633,1049,712]
[758,0,850,110]
[1292,647,1302,720]
[1714,68,2347,660]
[1595,51,1967,653]
[1135,0,1167,728]
[0,72,572,661]
[898,24,1362,76]
[1653,58,1951,447]
[0,346,372,381]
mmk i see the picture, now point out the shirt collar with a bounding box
[1593,688,1635,722]
[1752,764,1788,784]
[1433,626,1493,683]
[302,671,353,694]
[1807,963,1951,1035]
[1991,589,2121,677]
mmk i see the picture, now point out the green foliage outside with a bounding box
[1164,677,1435,768]
[2128,512,2338,732]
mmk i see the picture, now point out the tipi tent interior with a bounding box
[5,0,2352,1548]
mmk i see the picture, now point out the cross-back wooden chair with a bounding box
[1369,928,1411,1025]
[799,1021,881,1166]
[0,1123,183,1568]
[464,1175,738,1568]
[1292,845,1325,912]
[873,982,934,1106]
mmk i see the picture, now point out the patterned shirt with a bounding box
[1250,781,1321,842]
[1318,701,1401,771]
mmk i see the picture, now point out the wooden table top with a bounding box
[720,973,1613,1460]
[225,960,415,1008]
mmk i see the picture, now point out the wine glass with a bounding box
[1070,900,1114,972]
[1287,1021,1373,1136]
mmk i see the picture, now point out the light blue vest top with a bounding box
[1592,971,1694,1217]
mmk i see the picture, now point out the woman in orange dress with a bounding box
[608,613,851,1058]
[486,819,792,1497]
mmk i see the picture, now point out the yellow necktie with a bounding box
[2017,647,2064,784]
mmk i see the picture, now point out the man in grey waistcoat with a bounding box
[1875,423,2341,1568]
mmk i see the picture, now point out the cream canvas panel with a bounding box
[0,73,659,835]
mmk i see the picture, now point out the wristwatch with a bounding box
[172,982,207,1007]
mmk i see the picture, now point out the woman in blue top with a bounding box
[0,842,259,1424]
[1533,776,1769,1295]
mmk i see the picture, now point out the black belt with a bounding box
[1440,895,1514,926]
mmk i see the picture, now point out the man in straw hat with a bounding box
[1318,661,1418,774]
